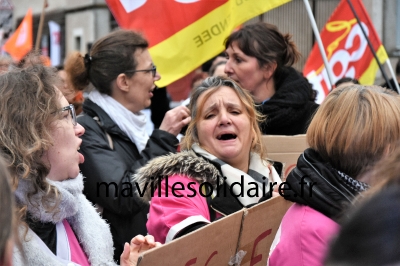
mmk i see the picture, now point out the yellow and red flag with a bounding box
[303,0,388,103]
[3,8,33,62]
[106,0,291,87]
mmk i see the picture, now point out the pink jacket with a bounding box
[147,174,211,243]
[269,203,339,266]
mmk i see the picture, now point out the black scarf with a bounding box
[284,148,369,221]
[258,67,318,134]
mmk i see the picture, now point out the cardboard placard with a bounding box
[262,135,309,180]
[137,210,244,266]
[137,196,292,266]
[236,197,293,266]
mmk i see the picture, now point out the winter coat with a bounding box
[258,67,319,135]
[13,174,116,266]
[268,148,368,266]
[133,150,281,243]
[268,204,339,266]
[77,99,178,261]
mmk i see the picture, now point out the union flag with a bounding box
[303,0,388,103]
[107,0,291,87]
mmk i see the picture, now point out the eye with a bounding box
[234,56,242,63]
[205,113,215,119]
[62,111,70,120]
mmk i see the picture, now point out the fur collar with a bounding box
[133,150,222,202]
[14,174,116,265]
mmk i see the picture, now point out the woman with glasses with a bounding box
[0,64,160,265]
[65,29,190,262]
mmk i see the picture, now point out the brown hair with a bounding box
[0,155,14,263]
[65,29,148,94]
[307,85,400,179]
[0,64,62,222]
[181,76,267,160]
[224,22,300,79]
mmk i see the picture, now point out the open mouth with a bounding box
[217,133,237,140]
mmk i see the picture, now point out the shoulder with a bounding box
[133,150,221,202]
[270,203,338,266]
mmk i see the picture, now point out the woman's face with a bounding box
[197,86,254,171]
[125,48,161,113]
[225,42,269,100]
[43,91,85,181]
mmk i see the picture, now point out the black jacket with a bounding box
[78,99,178,262]
[258,67,319,135]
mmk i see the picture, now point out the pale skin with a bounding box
[120,235,162,266]
[197,86,254,173]
[225,42,277,103]
[112,48,191,136]
[44,91,161,266]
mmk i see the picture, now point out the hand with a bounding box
[120,234,162,266]
[159,105,191,136]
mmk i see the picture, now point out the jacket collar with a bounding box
[82,99,130,139]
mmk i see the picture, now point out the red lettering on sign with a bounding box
[205,251,218,266]
[250,229,272,266]
[185,258,197,266]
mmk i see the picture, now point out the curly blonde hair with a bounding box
[0,64,62,221]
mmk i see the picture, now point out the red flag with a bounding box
[303,0,388,103]
[3,8,33,61]
[106,0,291,87]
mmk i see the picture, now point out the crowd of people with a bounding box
[1,21,400,266]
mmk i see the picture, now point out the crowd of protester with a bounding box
[1,21,400,266]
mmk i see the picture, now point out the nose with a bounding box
[224,60,233,75]
[154,71,161,81]
[218,110,231,126]
[75,123,85,137]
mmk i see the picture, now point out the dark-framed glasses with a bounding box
[125,65,157,77]
[60,104,77,126]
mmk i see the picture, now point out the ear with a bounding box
[263,62,277,80]
[115,73,130,93]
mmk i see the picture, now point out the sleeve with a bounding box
[78,116,178,216]
[146,175,211,244]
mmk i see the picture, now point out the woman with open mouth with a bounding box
[0,63,160,265]
[134,76,282,244]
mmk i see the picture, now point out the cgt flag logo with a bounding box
[303,0,388,103]
[3,8,33,62]
[107,0,291,87]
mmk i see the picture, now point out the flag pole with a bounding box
[303,0,335,89]
[35,0,47,52]
[346,0,395,92]
[385,59,400,93]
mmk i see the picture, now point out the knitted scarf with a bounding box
[285,148,370,220]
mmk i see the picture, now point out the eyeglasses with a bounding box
[125,65,157,77]
[60,104,77,126]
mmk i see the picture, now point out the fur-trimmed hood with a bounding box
[133,150,222,202]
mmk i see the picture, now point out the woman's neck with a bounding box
[253,77,276,103]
